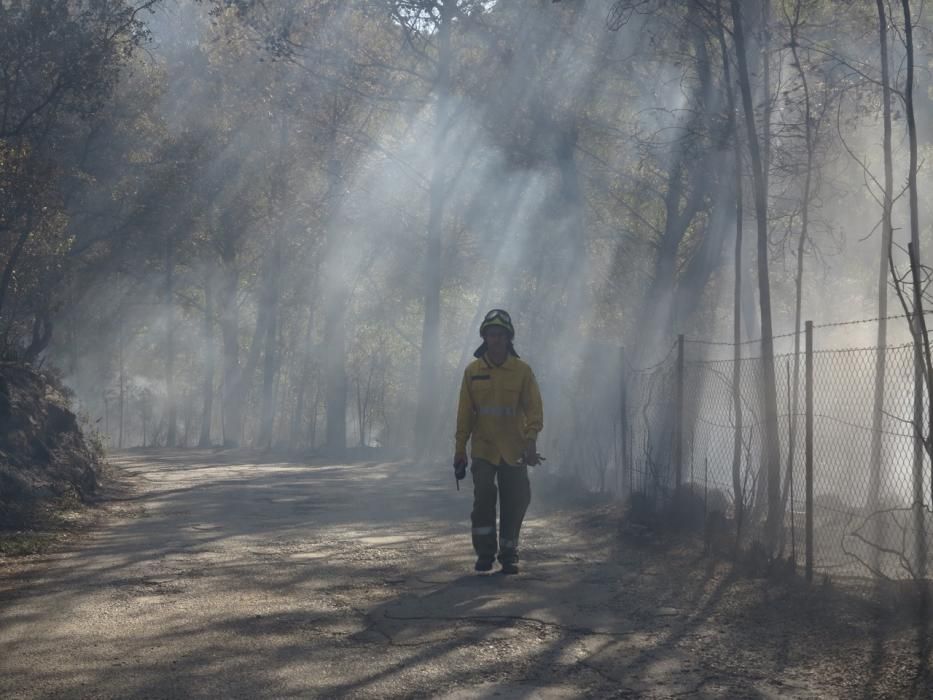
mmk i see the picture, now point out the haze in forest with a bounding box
[2,0,931,506]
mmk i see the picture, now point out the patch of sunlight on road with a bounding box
[437,683,582,699]
[358,535,410,545]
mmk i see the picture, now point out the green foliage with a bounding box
[0,0,930,455]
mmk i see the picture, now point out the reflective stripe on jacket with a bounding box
[454,354,544,466]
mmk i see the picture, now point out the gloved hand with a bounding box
[453,454,468,481]
[522,439,540,467]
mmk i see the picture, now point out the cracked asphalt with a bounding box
[0,450,929,698]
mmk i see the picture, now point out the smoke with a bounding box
[17,0,923,515]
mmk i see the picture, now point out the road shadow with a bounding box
[4,450,933,698]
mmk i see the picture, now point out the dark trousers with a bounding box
[470,458,531,564]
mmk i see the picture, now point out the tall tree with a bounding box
[868,0,894,512]
[413,0,456,452]
[781,0,830,523]
[901,0,925,577]
[629,0,720,356]
[198,272,216,448]
[731,0,782,550]
[714,0,745,540]
[0,0,158,350]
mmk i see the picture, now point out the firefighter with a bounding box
[453,309,544,575]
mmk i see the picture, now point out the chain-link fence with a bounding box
[550,318,933,590]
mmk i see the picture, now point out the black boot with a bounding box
[500,561,519,575]
[475,557,494,572]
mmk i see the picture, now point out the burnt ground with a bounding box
[0,450,930,699]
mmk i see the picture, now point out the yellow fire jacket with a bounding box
[455,354,544,466]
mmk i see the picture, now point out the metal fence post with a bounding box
[805,320,814,582]
[674,334,685,491]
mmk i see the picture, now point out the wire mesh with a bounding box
[620,329,933,588]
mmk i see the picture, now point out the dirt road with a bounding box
[0,451,928,698]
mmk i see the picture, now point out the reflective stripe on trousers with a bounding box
[469,458,531,563]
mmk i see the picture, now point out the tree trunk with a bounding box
[310,381,321,451]
[414,1,454,453]
[257,114,289,451]
[182,391,194,448]
[220,234,274,447]
[357,372,365,448]
[760,0,772,200]
[783,2,815,523]
[900,0,926,578]
[164,241,177,448]
[242,268,275,447]
[220,244,243,447]
[258,308,278,449]
[291,304,315,449]
[322,156,348,454]
[732,142,745,542]
[868,0,894,512]
[324,297,347,453]
[731,0,782,550]
[716,1,745,541]
[199,276,216,448]
[257,230,283,450]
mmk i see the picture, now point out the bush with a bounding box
[0,362,102,530]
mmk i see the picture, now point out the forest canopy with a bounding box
[0,0,930,470]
